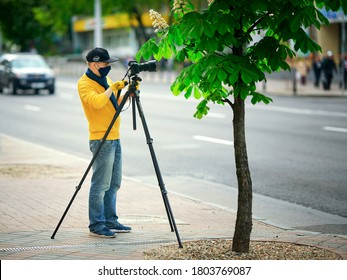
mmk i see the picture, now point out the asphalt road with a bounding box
[1,75,346,234]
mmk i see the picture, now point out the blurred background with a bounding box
[0,0,177,69]
[0,1,346,80]
[1,0,346,92]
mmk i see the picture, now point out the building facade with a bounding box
[72,12,167,60]
[312,8,347,61]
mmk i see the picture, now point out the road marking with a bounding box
[249,104,347,118]
[161,143,200,150]
[57,81,77,89]
[24,104,41,112]
[60,93,74,99]
[206,113,226,119]
[323,126,347,133]
[193,135,233,145]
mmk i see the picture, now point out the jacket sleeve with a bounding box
[78,81,109,109]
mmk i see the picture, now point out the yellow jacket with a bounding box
[78,74,120,140]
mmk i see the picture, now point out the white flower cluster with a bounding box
[207,0,214,6]
[172,0,190,13]
[149,9,169,33]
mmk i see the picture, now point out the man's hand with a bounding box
[135,81,141,91]
[110,80,128,92]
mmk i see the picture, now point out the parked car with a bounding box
[0,53,55,94]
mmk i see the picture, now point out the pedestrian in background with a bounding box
[321,51,337,90]
[296,58,309,85]
[78,47,132,238]
[312,54,322,87]
[340,53,347,89]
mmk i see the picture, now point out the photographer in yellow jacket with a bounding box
[78,47,131,238]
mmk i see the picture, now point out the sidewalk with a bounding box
[0,133,346,260]
[258,78,346,97]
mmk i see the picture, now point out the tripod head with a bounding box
[127,74,142,96]
[129,74,142,83]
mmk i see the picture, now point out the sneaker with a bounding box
[89,227,117,238]
[109,222,132,233]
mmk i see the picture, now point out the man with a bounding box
[341,54,347,89]
[78,47,131,238]
[321,51,337,90]
[311,54,322,88]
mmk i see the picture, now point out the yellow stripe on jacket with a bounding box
[78,74,121,140]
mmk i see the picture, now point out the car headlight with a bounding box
[14,72,28,79]
[46,71,55,79]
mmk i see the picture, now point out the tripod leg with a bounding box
[132,96,137,130]
[134,94,183,248]
[51,185,81,239]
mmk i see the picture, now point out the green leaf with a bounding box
[153,49,162,61]
[228,70,239,84]
[240,66,260,84]
[162,41,173,59]
[241,71,252,84]
[190,51,203,62]
[250,0,268,11]
[170,27,184,46]
[203,20,215,37]
[198,36,219,53]
[217,69,227,82]
[193,100,210,119]
[203,54,223,67]
[184,85,193,99]
[193,85,202,99]
[206,68,218,84]
[294,29,321,53]
[180,12,204,40]
[171,82,182,96]
[206,38,219,53]
[251,92,273,105]
[289,13,303,32]
[240,88,249,100]
[190,23,204,40]
[171,74,188,96]
[176,49,187,62]
[316,9,329,25]
[218,22,229,35]
[136,39,159,61]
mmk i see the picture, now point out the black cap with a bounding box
[86,47,119,63]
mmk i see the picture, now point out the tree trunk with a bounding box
[231,95,253,253]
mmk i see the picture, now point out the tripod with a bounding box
[51,74,183,248]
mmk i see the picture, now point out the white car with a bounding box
[0,53,55,94]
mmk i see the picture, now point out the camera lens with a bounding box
[139,60,157,72]
[129,60,157,76]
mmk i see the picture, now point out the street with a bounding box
[0,75,347,234]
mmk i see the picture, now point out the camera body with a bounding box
[128,60,157,76]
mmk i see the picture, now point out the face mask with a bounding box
[98,65,111,77]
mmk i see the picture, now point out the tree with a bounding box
[0,0,50,51]
[136,0,347,253]
[0,0,165,53]
[0,0,90,52]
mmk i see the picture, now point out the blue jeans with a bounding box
[88,140,122,232]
